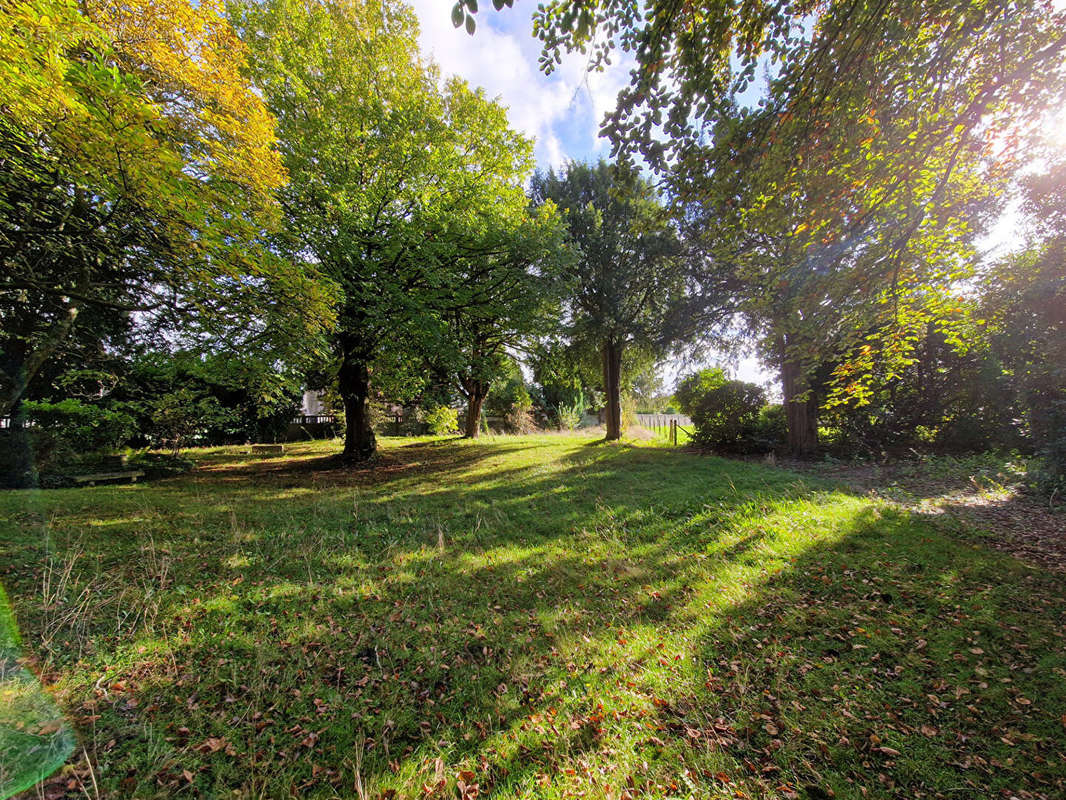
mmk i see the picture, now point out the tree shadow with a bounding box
[779,456,1066,574]
[4,438,1065,798]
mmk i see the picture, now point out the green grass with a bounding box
[1,583,76,797]
[2,434,1065,799]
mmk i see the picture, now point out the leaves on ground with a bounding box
[2,437,1065,799]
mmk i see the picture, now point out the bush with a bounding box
[556,389,587,431]
[2,400,138,486]
[557,403,583,431]
[424,405,459,436]
[486,372,533,420]
[114,351,304,447]
[674,368,727,417]
[505,405,537,434]
[742,404,788,453]
[21,399,136,454]
[689,380,767,451]
[148,389,234,453]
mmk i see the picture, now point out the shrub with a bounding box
[487,376,532,418]
[674,368,727,417]
[740,404,789,454]
[148,389,234,453]
[556,389,587,431]
[689,380,767,451]
[557,403,583,431]
[424,405,459,436]
[3,400,138,485]
[21,399,136,454]
[505,405,537,434]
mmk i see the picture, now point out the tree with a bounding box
[673,4,1066,454]
[530,161,691,440]
[0,0,329,422]
[234,0,536,460]
[436,208,570,438]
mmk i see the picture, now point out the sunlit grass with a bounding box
[2,435,1064,798]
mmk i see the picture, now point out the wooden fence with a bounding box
[634,414,692,445]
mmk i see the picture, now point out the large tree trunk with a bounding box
[779,348,818,458]
[602,338,623,441]
[462,381,488,439]
[338,357,376,461]
[0,306,78,419]
[2,397,37,489]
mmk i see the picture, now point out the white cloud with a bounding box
[408,0,631,169]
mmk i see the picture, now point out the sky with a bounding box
[409,1,631,170]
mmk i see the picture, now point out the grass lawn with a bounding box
[2,434,1065,799]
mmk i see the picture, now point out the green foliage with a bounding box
[424,405,460,437]
[818,322,1022,458]
[436,202,572,434]
[148,390,234,454]
[235,0,538,458]
[750,404,789,452]
[529,338,601,420]
[2,399,137,487]
[531,160,696,439]
[22,399,136,454]
[530,161,688,352]
[515,0,1066,453]
[115,350,303,447]
[978,161,1066,494]
[630,365,672,413]
[555,389,587,431]
[673,368,727,417]
[0,0,331,419]
[485,370,536,433]
[486,373,532,418]
[688,380,767,452]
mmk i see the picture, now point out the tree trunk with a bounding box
[602,339,623,441]
[2,396,37,489]
[780,352,818,458]
[0,306,77,419]
[463,383,488,439]
[339,357,376,461]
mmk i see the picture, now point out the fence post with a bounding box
[671,419,677,446]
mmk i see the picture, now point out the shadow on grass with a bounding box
[782,455,1066,574]
[3,437,1065,799]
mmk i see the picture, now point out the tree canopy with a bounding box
[234,0,546,459]
[0,0,331,422]
[532,160,696,440]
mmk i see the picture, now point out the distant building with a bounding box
[300,390,326,416]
